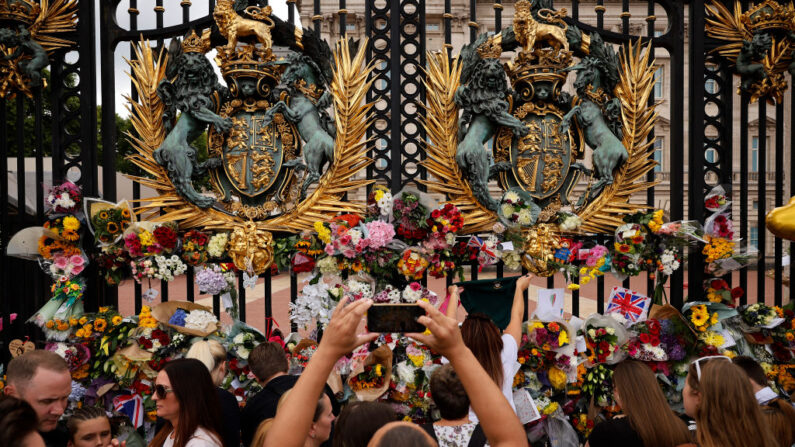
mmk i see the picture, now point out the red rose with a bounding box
[650,335,660,347]
[599,341,610,352]
[648,319,661,335]
[153,226,177,249]
[431,209,441,219]
[731,287,744,299]
[639,333,650,344]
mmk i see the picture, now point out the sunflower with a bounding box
[121,208,131,219]
[62,229,80,241]
[112,315,123,326]
[691,310,708,327]
[98,211,109,220]
[94,318,107,332]
[105,222,119,235]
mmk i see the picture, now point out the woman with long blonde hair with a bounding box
[682,357,776,447]
[587,360,691,447]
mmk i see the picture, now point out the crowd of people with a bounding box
[2,275,795,447]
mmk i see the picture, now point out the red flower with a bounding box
[138,337,153,350]
[153,226,177,250]
[639,333,650,344]
[710,279,729,290]
[650,335,661,347]
[599,341,610,352]
[431,209,441,219]
[731,287,744,299]
[705,197,720,209]
[647,319,661,335]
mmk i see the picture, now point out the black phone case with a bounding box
[367,304,426,333]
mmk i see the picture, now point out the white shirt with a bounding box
[755,386,778,405]
[163,427,222,447]
[443,333,521,423]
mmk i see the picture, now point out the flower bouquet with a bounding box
[526,320,571,352]
[290,339,318,371]
[31,277,86,339]
[705,213,734,239]
[627,319,667,361]
[611,223,646,277]
[581,363,614,407]
[86,199,133,246]
[392,189,432,241]
[654,220,706,243]
[498,188,541,228]
[46,342,91,380]
[207,232,229,259]
[347,344,393,401]
[46,181,82,214]
[366,184,393,220]
[705,242,759,277]
[704,185,731,213]
[686,304,719,332]
[396,247,429,280]
[152,301,218,337]
[290,281,336,330]
[372,282,439,307]
[181,230,210,266]
[583,314,628,365]
[704,278,742,307]
[741,303,784,329]
[94,245,131,286]
[44,215,82,243]
[45,253,87,281]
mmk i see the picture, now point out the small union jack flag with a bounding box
[113,394,144,428]
[606,287,650,323]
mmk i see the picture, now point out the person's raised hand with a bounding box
[406,300,466,359]
[318,298,378,358]
[516,273,533,292]
[110,439,126,447]
[447,285,463,297]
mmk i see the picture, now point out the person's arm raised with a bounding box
[505,274,531,345]
[408,301,526,447]
[265,298,378,447]
[445,285,462,320]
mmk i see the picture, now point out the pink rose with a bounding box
[70,255,84,267]
[409,282,422,291]
[71,264,84,275]
[324,244,335,256]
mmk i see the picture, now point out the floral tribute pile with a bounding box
[4,182,794,445]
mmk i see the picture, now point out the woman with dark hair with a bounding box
[682,356,776,447]
[186,339,240,447]
[67,406,112,447]
[446,274,531,421]
[587,360,690,447]
[331,401,396,447]
[149,358,225,447]
[0,396,45,447]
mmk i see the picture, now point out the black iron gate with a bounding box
[1,0,792,360]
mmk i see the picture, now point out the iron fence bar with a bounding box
[155,1,165,49]
[494,0,501,34]
[571,0,578,21]
[213,293,221,318]
[182,0,190,22]
[389,0,401,193]
[129,0,144,314]
[645,0,655,297]
[597,235,605,313]
[791,87,795,304]
[740,91,749,305]
[264,268,273,323]
[290,272,298,332]
[314,0,321,34]
[688,0,707,305]
[339,0,346,36]
[238,271,247,323]
[667,0,685,308]
[0,97,8,356]
[288,0,295,24]
[16,97,25,226]
[774,103,784,306]
[469,0,476,43]
[757,101,767,301]
[34,87,45,317]
[444,0,451,53]
[596,0,604,30]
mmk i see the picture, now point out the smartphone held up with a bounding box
[366,303,426,333]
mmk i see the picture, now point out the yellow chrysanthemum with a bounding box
[112,315,122,326]
[79,316,88,325]
[138,231,154,247]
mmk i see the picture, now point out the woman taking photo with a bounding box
[682,356,776,447]
[186,339,240,447]
[445,274,531,421]
[149,358,225,447]
[587,360,691,447]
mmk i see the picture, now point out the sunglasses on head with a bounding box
[691,355,731,380]
[154,384,174,399]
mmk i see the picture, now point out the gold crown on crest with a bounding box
[477,36,503,59]
[507,48,572,85]
[182,29,210,53]
[218,45,281,80]
[742,0,795,32]
[0,0,40,26]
